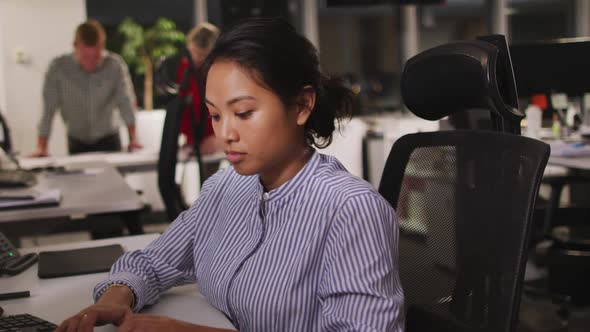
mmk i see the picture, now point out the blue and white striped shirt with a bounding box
[95,151,404,331]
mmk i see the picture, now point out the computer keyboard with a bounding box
[0,313,57,332]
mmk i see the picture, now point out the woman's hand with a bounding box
[57,307,235,332]
[57,283,135,331]
[55,302,132,332]
[56,284,233,331]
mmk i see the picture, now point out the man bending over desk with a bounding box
[31,20,142,157]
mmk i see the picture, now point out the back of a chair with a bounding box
[379,130,549,332]
[158,96,189,221]
[381,36,550,332]
[401,38,523,134]
[158,63,209,222]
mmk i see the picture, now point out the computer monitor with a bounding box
[0,112,37,188]
[509,38,590,98]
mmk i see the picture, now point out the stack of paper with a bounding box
[0,189,61,210]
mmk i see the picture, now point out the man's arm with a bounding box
[31,136,49,158]
[31,60,61,157]
[126,124,142,152]
[112,54,141,152]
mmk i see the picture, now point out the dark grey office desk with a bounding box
[0,165,144,241]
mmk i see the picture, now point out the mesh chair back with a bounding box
[379,130,549,332]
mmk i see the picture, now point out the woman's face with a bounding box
[205,60,312,189]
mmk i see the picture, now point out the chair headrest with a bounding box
[401,40,521,127]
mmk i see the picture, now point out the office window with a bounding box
[86,0,195,109]
[509,1,570,43]
[318,5,401,114]
[210,0,298,30]
[86,0,195,47]
[318,1,487,114]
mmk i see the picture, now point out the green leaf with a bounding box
[116,16,186,104]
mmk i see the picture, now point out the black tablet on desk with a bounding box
[37,244,124,278]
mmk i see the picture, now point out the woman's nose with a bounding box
[219,118,238,142]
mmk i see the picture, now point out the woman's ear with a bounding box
[296,86,316,126]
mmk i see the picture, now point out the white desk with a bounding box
[20,151,161,174]
[20,151,226,174]
[0,234,235,331]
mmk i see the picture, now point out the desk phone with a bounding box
[0,232,38,276]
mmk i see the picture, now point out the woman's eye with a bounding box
[210,114,220,122]
[236,110,253,119]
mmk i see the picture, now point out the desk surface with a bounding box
[0,234,235,331]
[549,156,590,171]
[20,150,226,173]
[20,151,161,174]
[0,166,143,224]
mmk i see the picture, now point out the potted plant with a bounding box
[118,17,185,110]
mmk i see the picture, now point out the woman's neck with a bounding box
[260,146,313,192]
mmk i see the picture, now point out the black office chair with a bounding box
[158,63,208,221]
[378,36,551,332]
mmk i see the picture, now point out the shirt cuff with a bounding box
[94,271,147,312]
[38,123,51,139]
[120,106,136,126]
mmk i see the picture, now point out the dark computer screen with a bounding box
[509,38,590,97]
[326,0,445,6]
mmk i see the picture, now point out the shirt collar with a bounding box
[256,149,319,203]
[72,50,108,72]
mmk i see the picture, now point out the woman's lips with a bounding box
[226,151,246,163]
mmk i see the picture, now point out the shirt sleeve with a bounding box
[93,169,225,311]
[113,54,136,126]
[38,59,61,138]
[319,192,405,332]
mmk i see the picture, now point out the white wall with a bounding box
[322,118,368,179]
[0,14,6,113]
[0,0,85,156]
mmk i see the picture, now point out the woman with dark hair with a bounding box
[57,18,403,332]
